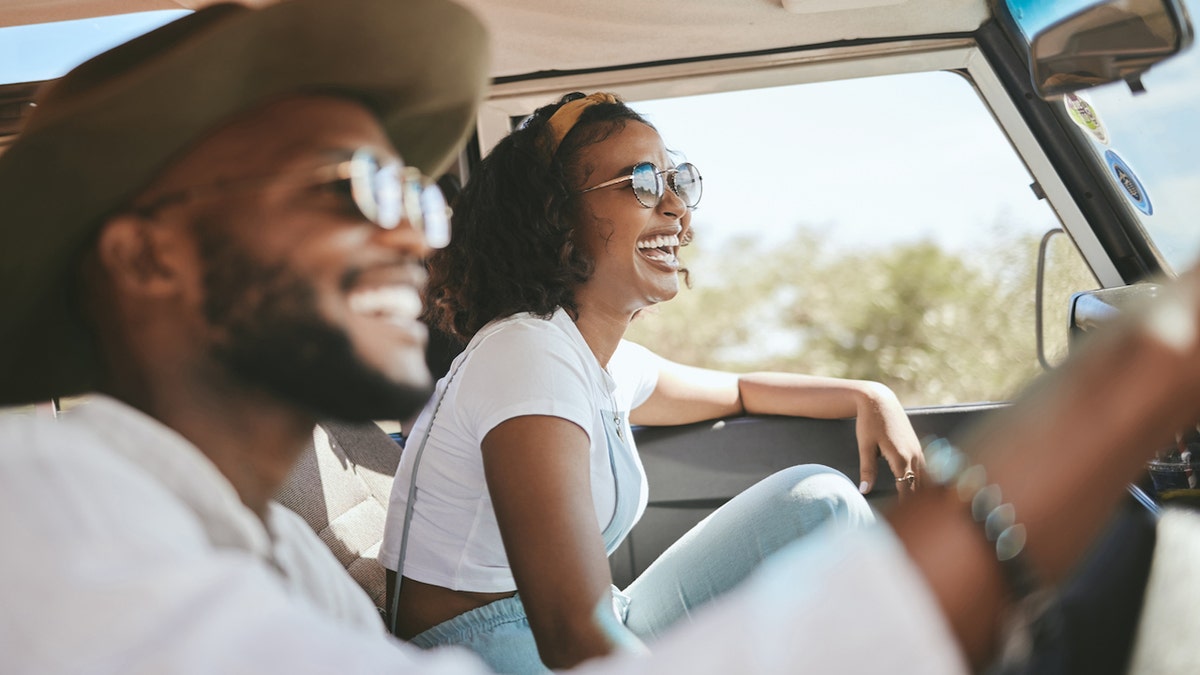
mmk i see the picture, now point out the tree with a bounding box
[626,222,1097,407]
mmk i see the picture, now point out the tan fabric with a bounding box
[277,422,403,611]
[540,92,619,159]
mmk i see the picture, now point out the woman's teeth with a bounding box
[636,234,680,250]
[636,233,681,266]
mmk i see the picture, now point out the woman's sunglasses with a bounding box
[579,161,703,209]
[130,146,452,248]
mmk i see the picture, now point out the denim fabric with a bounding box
[409,594,548,674]
[410,464,872,673]
[623,464,875,640]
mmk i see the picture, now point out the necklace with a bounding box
[603,369,624,441]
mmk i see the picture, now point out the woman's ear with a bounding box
[93,214,189,297]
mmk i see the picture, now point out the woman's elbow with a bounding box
[532,611,614,669]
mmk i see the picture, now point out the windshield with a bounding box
[1008,0,1200,274]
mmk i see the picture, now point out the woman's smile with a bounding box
[635,231,682,270]
[572,121,690,311]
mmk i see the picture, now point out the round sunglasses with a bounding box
[341,148,452,248]
[579,161,703,209]
[130,146,452,248]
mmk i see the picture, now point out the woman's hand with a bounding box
[633,358,926,497]
[852,382,924,499]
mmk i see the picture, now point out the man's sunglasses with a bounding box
[579,161,703,209]
[131,146,452,248]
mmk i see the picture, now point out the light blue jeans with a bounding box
[409,465,875,674]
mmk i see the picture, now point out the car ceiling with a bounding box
[1,0,990,80]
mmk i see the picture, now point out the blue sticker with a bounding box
[1104,150,1153,216]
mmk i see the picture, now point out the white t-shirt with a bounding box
[0,395,483,673]
[0,394,968,674]
[379,309,659,591]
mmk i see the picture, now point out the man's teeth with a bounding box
[636,234,680,250]
[348,285,422,321]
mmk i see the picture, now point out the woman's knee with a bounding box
[757,464,875,527]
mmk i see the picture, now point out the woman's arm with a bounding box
[630,358,923,493]
[481,414,626,669]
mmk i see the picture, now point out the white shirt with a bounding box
[0,395,480,674]
[380,309,659,591]
[0,395,967,674]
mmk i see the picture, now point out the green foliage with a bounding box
[626,225,1097,407]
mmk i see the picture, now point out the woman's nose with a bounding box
[657,181,687,218]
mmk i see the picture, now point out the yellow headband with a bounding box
[540,92,620,159]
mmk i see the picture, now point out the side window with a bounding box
[624,71,1097,406]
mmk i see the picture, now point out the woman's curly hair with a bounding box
[423,92,653,343]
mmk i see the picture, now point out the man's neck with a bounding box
[107,379,315,522]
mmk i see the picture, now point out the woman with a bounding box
[379,92,924,673]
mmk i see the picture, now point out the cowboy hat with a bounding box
[0,0,490,405]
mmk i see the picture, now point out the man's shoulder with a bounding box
[0,410,99,462]
[0,407,210,549]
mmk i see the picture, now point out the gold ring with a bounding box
[896,471,917,486]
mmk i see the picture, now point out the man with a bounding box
[0,0,497,670]
[1,1,1195,673]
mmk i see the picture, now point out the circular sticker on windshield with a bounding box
[1064,93,1108,145]
[1105,150,1153,216]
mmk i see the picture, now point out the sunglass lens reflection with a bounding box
[420,185,451,248]
[630,162,663,208]
[348,149,452,248]
[672,163,702,208]
[369,162,403,229]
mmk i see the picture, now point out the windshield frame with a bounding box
[998,0,1199,278]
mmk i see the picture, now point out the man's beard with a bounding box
[196,228,433,423]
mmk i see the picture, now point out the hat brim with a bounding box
[0,0,490,405]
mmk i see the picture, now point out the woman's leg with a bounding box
[622,464,874,641]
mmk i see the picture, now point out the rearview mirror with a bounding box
[1025,0,1193,99]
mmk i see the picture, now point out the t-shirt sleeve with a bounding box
[610,340,662,410]
[454,321,596,442]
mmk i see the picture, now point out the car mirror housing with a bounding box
[1026,0,1194,99]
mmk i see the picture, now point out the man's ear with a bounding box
[93,215,189,296]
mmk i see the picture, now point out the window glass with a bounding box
[0,10,189,85]
[624,71,1097,406]
[1007,0,1200,273]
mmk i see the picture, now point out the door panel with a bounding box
[610,403,1005,586]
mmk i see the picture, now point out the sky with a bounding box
[631,48,1198,264]
[0,11,188,84]
[633,71,1063,254]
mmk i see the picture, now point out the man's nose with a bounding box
[375,216,431,257]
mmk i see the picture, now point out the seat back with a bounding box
[276,421,402,612]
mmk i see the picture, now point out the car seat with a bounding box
[276,421,403,614]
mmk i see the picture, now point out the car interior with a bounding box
[1,0,1195,672]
